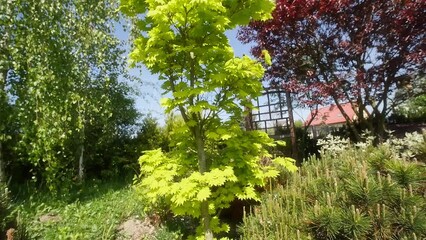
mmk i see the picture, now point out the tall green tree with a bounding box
[121,0,297,239]
[0,0,134,189]
[135,115,164,152]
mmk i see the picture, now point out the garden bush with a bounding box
[240,133,426,240]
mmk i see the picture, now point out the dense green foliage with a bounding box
[136,130,297,234]
[135,115,170,153]
[241,133,426,240]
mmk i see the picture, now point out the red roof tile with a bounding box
[305,103,356,126]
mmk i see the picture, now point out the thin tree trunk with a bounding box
[78,144,84,181]
[0,141,4,183]
[332,97,361,142]
[286,91,298,160]
[244,105,254,131]
[373,113,387,144]
[77,110,85,182]
[0,69,7,183]
[194,126,213,240]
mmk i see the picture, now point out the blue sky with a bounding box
[116,25,309,125]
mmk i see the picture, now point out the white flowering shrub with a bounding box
[317,134,351,156]
[318,130,425,162]
[384,131,425,160]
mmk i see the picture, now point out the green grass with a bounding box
[9,178,181,240]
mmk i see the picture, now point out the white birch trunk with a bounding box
[78,144,84,181]
[0,141,4,183]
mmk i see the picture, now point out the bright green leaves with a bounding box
[189,101,219,114]
[197,187,211,201]
[204,167,238,186]
[137,149,180,202]
[136,129,299,227]
[273,157,298,173]
[123,0,272,135]
[123,0,271,106]
[160,97,172,108]
[262,49,272,65]
[225,0,275,27]
[236,186,259,201]
[135,126,299,237]
[205,124,237,141]
[220,56,264,97]
[169,167,237,208]
[123,0,284,238]
[120,0,148,16]
[137,149,239,215]
[275,140,286,146]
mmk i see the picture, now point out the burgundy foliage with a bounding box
[239,0,425,137]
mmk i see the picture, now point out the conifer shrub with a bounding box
[240,133,426,240]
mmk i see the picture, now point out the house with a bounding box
[305,103,357,138]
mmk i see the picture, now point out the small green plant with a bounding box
[241,134,426,239]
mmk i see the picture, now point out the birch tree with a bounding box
[0,0,131,189]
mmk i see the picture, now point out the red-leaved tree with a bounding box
[239,0,425,140]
